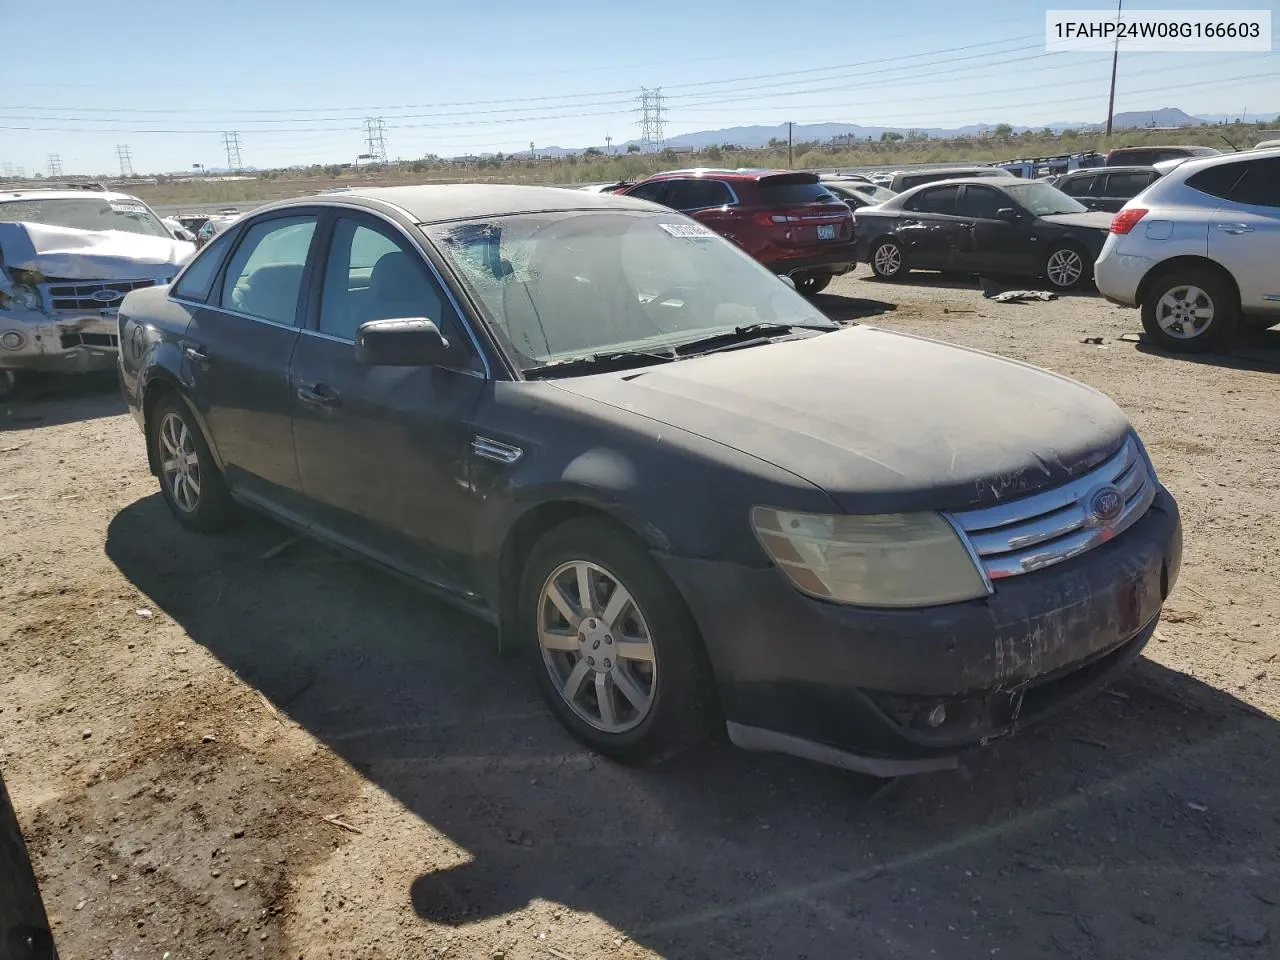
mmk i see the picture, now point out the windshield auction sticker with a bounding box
[108,201,149,215]
[1046,9,1270,51]
[658,223,717,239]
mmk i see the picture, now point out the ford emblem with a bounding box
[1086,484,1124,527]
[92,289,124,304]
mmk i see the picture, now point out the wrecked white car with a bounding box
[0,187,195,395]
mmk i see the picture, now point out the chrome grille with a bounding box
[950,437,1156,581]
[41,278,157,312]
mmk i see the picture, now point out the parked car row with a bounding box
[116,182,1183,776]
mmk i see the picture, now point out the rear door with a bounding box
[288,210,488,590]
[895,185,970,269]
[957,184,1033,272]
[1206,157,1280,313]
[179,210,320,522]
[661,178,739,239]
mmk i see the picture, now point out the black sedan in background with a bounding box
[118,185,1180,776]
[856,178,1114,290]
[1050,165,1162,213]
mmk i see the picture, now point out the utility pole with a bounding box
[605,135,612,154]
[530,141,536,160]
[47,154,63,177]
[787,122,794,168]
[116,145,134,178]
[1104,0,1123,138]
[222,132,243,171]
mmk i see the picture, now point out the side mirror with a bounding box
[354,318,452,367]
[778,274,797,290]
[995,207,1020,222]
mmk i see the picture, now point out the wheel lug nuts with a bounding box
[587,657,595,666]
[603,659,612,669]
[592,640,599,649]
[605,636,612,644]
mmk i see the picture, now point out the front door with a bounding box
[289,212,488,592]
[180,211,320,522]
[958,185,1034,274]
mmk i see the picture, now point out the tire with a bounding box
[519,517,716,763]
[1140,267,1239,353]
[870,238,907,280]
[1043,243,1090,291]
[793,272,832,297]
[148,394,235,532]
[0,370,18,400]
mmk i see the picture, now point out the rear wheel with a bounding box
[1141,268,1239,353]
[149,395,235,531]
[870,238,907,280]
[520,518,716,763]
[793,272,832,297]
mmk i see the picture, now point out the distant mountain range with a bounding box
[503,106,1277,158]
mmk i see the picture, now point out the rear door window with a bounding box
[757,178,836,205]
[905,185,961,215]
[955,185,1008,219]
[664,179,735,211]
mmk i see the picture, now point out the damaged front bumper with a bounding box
[0,305,121,374]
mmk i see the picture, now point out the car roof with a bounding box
[1060,165,1156,176]
[0,188,144,203]
[1162,145,1280,177]
[641,167,812,182]
[260,183,659,223]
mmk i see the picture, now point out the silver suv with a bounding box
[1094,148,1280,352]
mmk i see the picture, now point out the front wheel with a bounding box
[519,518,716,763]
[870,238,907,280]
[1043,244,1089,291]
[149,395,235,531]
[1141,268,1239,352]
[793,272,832,297]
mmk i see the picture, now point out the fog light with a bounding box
[1,330,25,351]
[926,704,947,728]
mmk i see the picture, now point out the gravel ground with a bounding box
[2,269,1279,960]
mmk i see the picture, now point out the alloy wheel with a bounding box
[1154,285,1215,339]
[159,411,201,512]
[536,560,657,734]
[1046,248,1084,288]
[873,242,902,276]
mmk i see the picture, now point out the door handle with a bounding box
[899,218,919,226]
[295,383,341,408]
[184,344,210,365]
[1214,222,1254,235]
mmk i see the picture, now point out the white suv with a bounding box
[1094,148,1280,352]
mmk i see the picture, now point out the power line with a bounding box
[222,132,243,170]
[116,144,133,177]
[638,87,666,152]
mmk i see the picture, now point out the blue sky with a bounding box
[1,0,1276,175]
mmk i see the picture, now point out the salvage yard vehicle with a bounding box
[616,169,856,296]
[0,185,195,396]
[856,177,1112,290]
[1105,145,1220,166]
[1051,166,1163,213]
[819,175,897,210]
[1094,148,1280,352]
[881,165,1015,193]
[118,184,1182,776]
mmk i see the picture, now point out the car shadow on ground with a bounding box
[0,372,125,432]
[105,495,1280,959]
[860,271,1103,300]
[811,292,897,325]
[1134,327,1280,374]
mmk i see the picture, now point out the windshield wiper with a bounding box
[673,322,835,357]
[523,349,676,380]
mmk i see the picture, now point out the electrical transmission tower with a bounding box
[116,145,134,178]
[222,132,243,171]
[363,118,389,164]
[638,88,666,152]
[47,154,63,177]
[1,162,25,179]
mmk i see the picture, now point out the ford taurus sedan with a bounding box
[856,178,1114,290]
[118,185,1182,776]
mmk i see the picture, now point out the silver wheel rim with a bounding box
[158,411,201,513]
[1047,248,1083,288]
[873,242,901,276]
[537,560,657,734]
[1155,285,1215,339]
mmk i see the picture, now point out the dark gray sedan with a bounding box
[118,185,1181,776]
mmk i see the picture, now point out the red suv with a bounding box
[617,169,857,295]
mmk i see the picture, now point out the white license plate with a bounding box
[816,224,836,240]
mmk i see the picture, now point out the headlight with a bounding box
[751,507,990,607]
[0,284,40,311]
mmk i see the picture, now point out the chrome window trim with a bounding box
[168,296,300,331]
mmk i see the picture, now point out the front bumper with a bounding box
[0,307,120,374]
[660,487,1182,773]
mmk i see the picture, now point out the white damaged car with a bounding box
[0,186,195,395]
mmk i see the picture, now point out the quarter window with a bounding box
[319,219,449,342]
[1187,162,1249,200]
[1228,158,1280,208]
[218,216,317,325]
[626,181,670,205]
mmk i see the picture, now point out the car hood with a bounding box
[1039,211,1114,230]
[550,326,1132,513]
[0,221,194,281]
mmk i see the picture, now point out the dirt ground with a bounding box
[2,271,1279,960]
